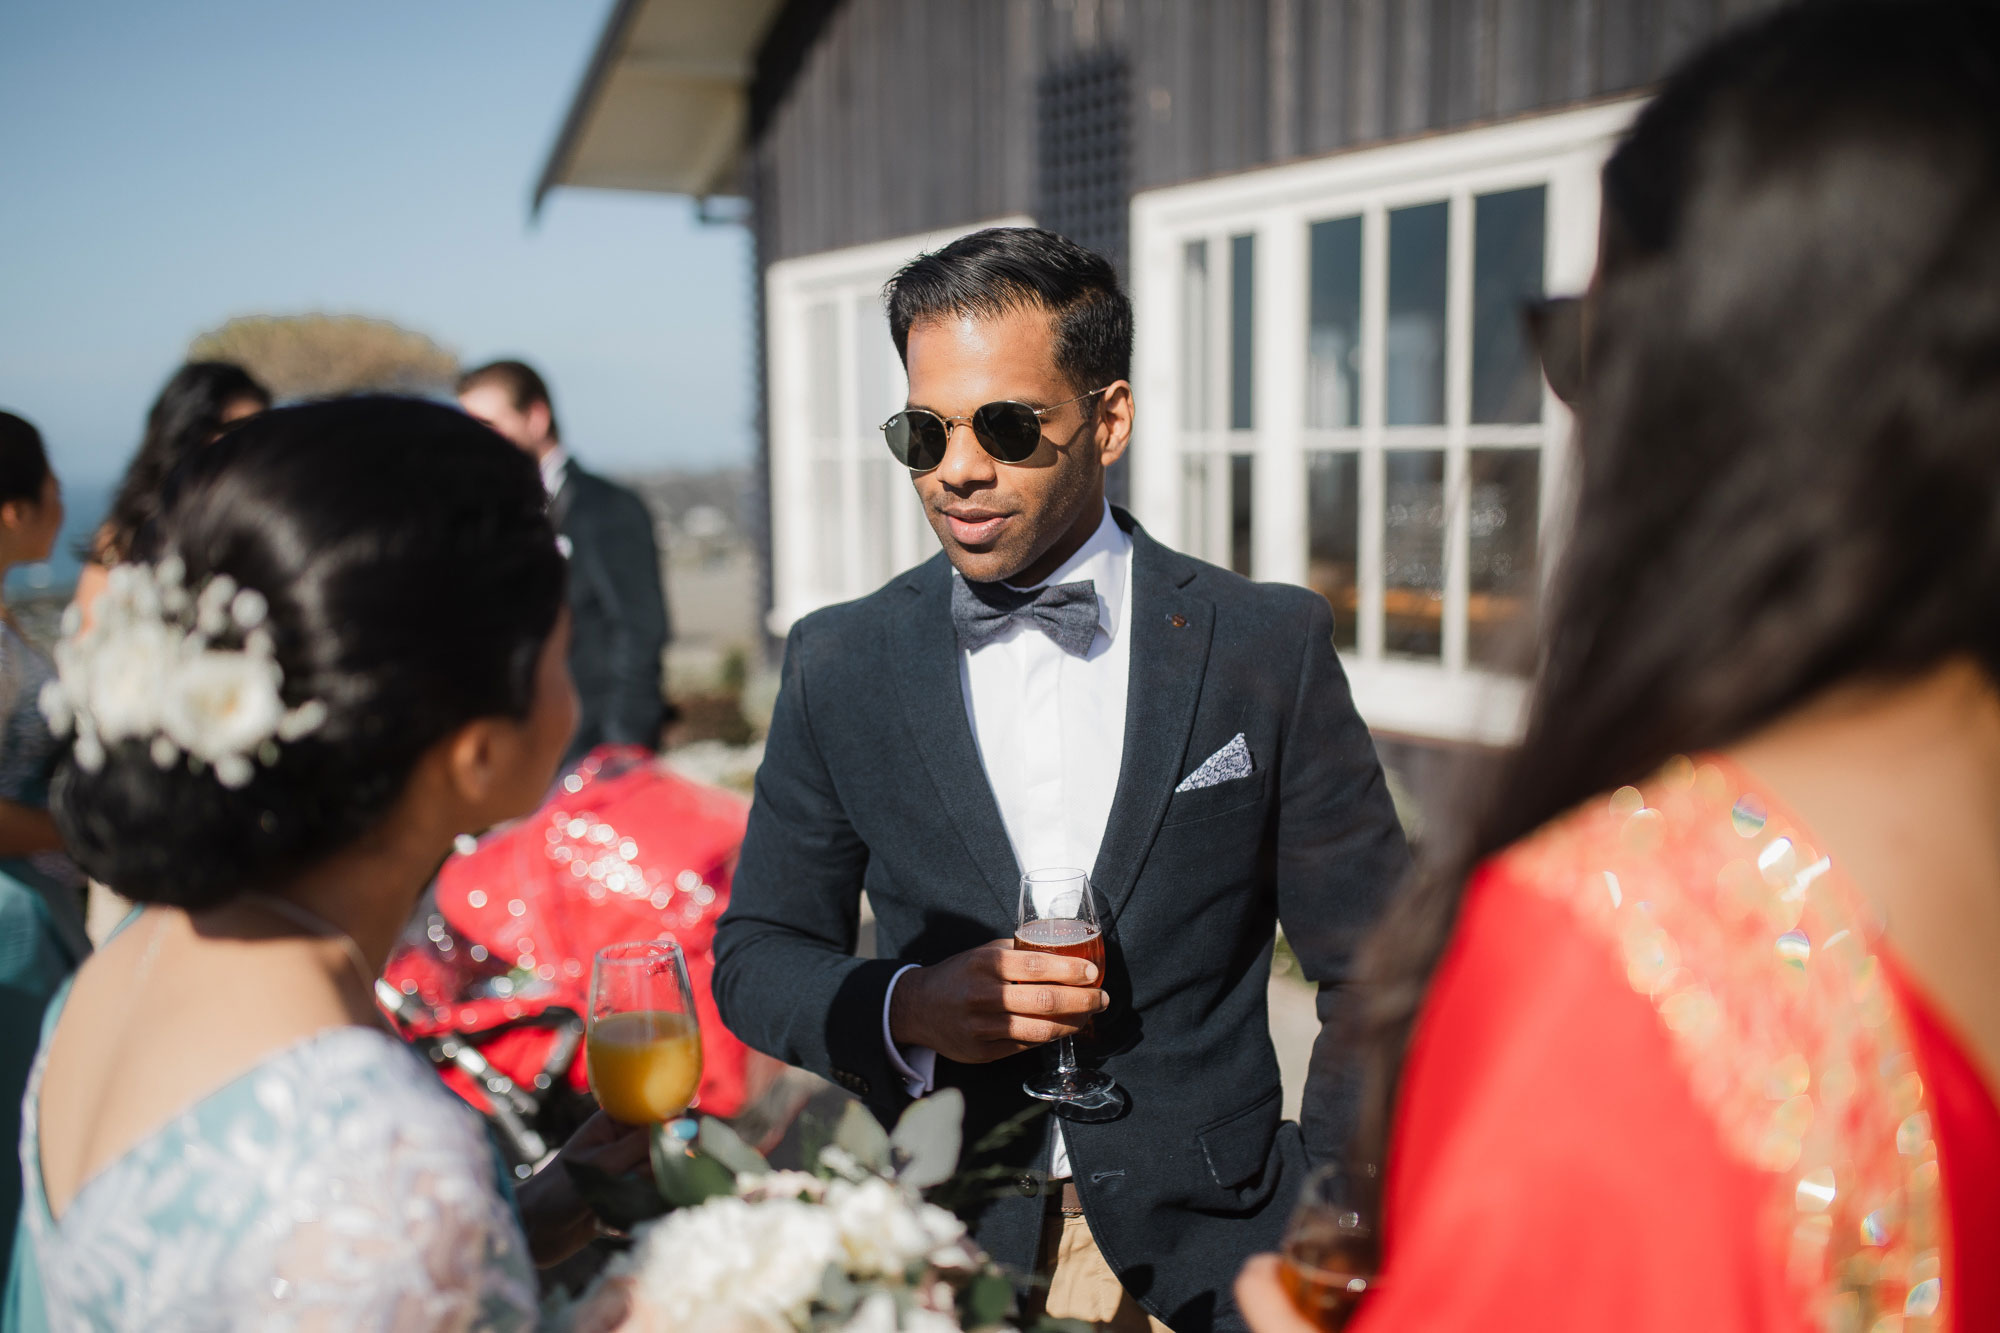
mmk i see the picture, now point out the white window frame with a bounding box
[1129,99,1641,746]
[765,216,1034,636]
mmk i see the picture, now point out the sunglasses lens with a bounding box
[971,401,1044,462]
[883,411,948,470]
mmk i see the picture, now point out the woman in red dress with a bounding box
[1237,5,2000,1330]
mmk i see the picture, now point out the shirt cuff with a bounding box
[881,963,938,1099]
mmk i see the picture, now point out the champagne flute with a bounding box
[586,939,704,1125]
[1016,867,1118,1108]
[1278,1164,1378,1331]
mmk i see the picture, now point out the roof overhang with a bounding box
[533,0,785,213]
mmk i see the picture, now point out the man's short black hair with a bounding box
[884,228,1133,401]
[457,358,560,441]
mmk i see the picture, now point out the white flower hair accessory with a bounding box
[39,557,328,789]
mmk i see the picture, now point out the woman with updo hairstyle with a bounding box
[1235,4,2000,1331]
[7,398,646,1329]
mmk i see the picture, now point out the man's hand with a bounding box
[888,939,1107,1065]
[515,1110,651,1267]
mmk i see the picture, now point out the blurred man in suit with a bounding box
[459,360,671,766]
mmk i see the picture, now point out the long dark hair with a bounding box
[98,362,271,563]
[1354,0,2000,1176]
[0,411,53,508]
[54,397,566,908]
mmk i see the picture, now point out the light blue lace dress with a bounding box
[6,972,539,1331]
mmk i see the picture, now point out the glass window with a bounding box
[1307,451,1359,651]
[1472,186,1547,424]
[1468,449,1540,669]
[1229,453,1254,576]
[806,301,841,440]
[1230,233,1256,430]
[1181,241,1210,431]
[1307,216,1363,430]
[1383,449,1445,658]
[1181,453,1212,562]
[852,297,903,441]
[810,457,847,598]
[1385,202,1448,427]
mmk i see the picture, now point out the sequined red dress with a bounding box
[1350,758,1999,1332]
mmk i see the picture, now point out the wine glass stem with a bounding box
[1053,1032,1081,1081]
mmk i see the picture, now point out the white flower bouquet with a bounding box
[558,1092,1070,1333]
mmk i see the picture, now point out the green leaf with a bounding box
[649,1122,737,1207]
[890,1089,965,1191]
[958,1273,1016,1330]
[563,1157,670,1231]
[833,1100,893,1174]
[697,1116,772,1178]
[1029,1319,1097,1333]
[817,1263,861,1318]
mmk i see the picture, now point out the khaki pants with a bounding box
[1040,1212,1174,1333]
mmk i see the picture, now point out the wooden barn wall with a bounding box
[746,0,1802,268]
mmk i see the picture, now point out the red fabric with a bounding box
[1351,861,2000,1332]
[1353,862,1825,1333]
[383,745,753,1117]
[1881,952,2000,1322]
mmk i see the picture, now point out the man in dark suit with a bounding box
[458,360,671,766]
[713,229,1407,1333]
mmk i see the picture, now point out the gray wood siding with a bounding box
[748,0,1804,267]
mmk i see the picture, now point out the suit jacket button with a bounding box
[1017,1174,1039,1198]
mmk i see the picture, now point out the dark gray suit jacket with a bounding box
[713,511,1408,1333]
[550,459,671,766]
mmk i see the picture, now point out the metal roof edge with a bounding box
[531,0,650,219]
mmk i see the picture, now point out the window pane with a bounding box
[1468,449,1540,669]
[1229,453,1254,576]
[1181,240,1210,431]
[1386,202,1448,427]
[810,457,847,598]
[1307,216,1362,429]
[852,297,904,442]
[1472,186,1547,424]
[856,457,893,589]
[1230,233,1255,430]
[806,301,841,440]
[1181,453,1212,561]
[1383,449,1445,658]
[1307,451,1359,651]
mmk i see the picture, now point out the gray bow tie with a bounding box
[951,575,1099,657]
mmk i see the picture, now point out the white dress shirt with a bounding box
[881,502,1132,1179]
[538,445,569,496]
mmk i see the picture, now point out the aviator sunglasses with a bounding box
[880,386,1111,472]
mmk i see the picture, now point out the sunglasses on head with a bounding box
[880,386,1111,472]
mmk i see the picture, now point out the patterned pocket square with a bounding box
[1175,733,1253,793]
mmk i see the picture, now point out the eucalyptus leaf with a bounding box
[697,1116,772,1178]
[650,1123,737,1207]
[564,1158,670,1231]
[958,1272,1016,1330]
[818,1263,860,1318]
[1030,1318,1097,1333]
[832,1100,893,1174]
[889,1088,965,1190]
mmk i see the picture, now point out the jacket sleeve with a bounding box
[1274,595,1412,1167]
[711,619,910,1116]
[591,484,671,747]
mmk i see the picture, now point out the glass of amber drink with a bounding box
[1278,1164,1378,1331]
[586,939,704,1125]
[1016,867,1117,1108]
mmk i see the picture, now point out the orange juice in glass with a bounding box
[587,940,703,1124]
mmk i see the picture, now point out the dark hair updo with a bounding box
[53,397,567,908]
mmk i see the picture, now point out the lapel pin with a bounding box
[1168,613,1187,628]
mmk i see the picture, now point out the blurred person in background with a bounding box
[73,361,270,626]
[6,399,644,1328]
[0,412,85,1279]
[1235,4,2000,1330]
[458,360,672,768]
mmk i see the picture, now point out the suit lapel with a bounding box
[1092,521,1213,922]
[886,558,1024,921]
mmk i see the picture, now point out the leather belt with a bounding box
[1057,1181,1084,1217]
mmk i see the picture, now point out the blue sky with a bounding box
[0,1,754,496]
